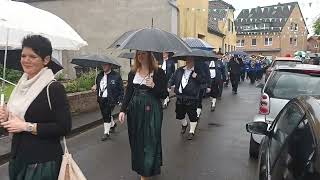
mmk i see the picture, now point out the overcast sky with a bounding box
[222,0,320,35]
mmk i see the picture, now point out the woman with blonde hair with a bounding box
[119,51,168,180]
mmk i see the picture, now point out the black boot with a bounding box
[187,133,195,140]
[101,134,110,141]
[110,123,117,133]
[181,125,188,134]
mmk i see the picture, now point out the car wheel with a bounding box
[249,134,260,159]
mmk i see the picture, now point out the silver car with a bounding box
[249,64,320,158]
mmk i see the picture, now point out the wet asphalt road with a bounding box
[0,81,261,180]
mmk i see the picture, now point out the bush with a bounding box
[0,66,23,84]
[65,71,96,93]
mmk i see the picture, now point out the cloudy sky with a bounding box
[222,0,320,35]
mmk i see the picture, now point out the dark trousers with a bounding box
[98,98,115,123]
[240,71,245,81]
[248,71,256,84]
[217,80,224,98]
[176,98,198,122]
[209,78,219,98]
[230,73,240,92]
[197,88,206,109]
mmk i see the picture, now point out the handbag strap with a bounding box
[46,79,69,154]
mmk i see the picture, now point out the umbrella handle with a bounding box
[0,94,4,106]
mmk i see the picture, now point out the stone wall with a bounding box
[67,91,98,114]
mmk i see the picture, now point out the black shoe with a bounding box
[181,125,188,134]
[187,133,195,140]
[101,134,110,141]
[110,123,117,133]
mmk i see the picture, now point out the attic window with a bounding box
[272,11,276,15]
[248,14,253,18]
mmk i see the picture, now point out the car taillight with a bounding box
[303,70,320,75]
[259,93,270,115]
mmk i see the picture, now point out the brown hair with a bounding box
[132,51,158,73]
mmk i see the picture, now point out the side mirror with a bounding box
[246,122,268,135]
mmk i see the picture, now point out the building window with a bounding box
[237,40,245,47]
[232,22,234,33]
[228,19,231,32]
[225,44,227,53]
[290,23,298,31]
[252,39,257,46]
[290,37,297,46]
[315,44,319,48]
[265,37,272,46]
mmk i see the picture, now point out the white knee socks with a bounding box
[196,108,202,117]
[104,123,111,135]
[181,119,188,126]
[211,98,217,107]
[189,122,198,134]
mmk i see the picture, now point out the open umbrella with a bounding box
[0,0,87,50]
[172,49,219,61]
[108,27,191,53]
[118,52,135,59]
[71,54,121,68]
[183,37,214,50]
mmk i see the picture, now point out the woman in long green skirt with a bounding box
[119,51,168,180]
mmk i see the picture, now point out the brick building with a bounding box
[307,36,320,53]
[235,2,308,59]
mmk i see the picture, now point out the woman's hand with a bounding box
[118,112,126,124]
[145,76,155,88]
[1,113,27,133]
[192,72,197,78]
[0,106,9,124]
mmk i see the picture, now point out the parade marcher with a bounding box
[244,58,251,80]
[223,55,230,87]
[207,58,226,111]
[118,51,167,180]
[255,59,263,81]
[0,35,71,180]
[195,60,210,118]
[92,63,124,141]
[161,52,176,108]
[240,57,246,82]
[247,58,256,84]
[169,56,204,140]
[229,56,244,94]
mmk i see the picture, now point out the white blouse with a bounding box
[179,67,194,93]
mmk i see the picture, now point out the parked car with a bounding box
[265,57,302,82]
[249,64,320,158]
[246,96,320,180]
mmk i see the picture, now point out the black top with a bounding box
[169,66,205,99]
[11,81,72,163]
[229,58,244,74]
[120,69,168,113]
[95,70,124,105]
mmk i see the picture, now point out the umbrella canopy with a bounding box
[183,37,214,50]
[228,51,248,57]
[172,49,219,61]
[294,51,306,57]
[108,27,192,53]
[0,0,87,50]
[71,54,121,68]
[118,52,135,59]
[0,49,62,74]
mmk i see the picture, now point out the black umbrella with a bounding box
[108,28,192,53]
[172,49,219,61]
[71,54,121,68]
[0,49,63,74]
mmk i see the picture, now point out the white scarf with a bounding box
[99,73,108,98]
[7,67,55,120]
[209,61,216,79]
[179,66,194,93]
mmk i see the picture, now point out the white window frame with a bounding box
[237,39,244,47]
[265,37,272,46]
[315,44,319,48]
[251,39,257,46]
[294,38,297,46]
[294,24,298,31]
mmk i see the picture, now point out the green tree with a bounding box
[314,18,320,35]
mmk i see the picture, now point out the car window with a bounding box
[265,71,320,100]
[273,61,301,67]
[269,103,305,167]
